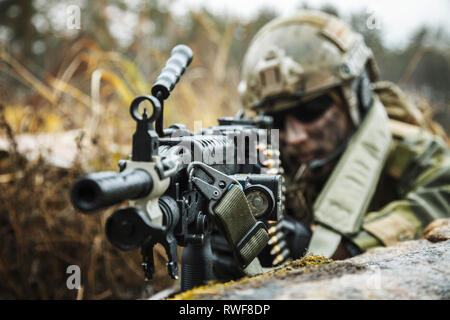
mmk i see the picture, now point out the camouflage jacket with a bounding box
[350,82,450,251]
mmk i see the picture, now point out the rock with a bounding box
[170,238,450,300]
[0,130,128,168]
[426,226,450,243]
[422,218,450,243]
[0,130,87,168]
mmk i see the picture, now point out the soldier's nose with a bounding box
[285,115,309,145]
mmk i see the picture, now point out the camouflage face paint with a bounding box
[280,102,352,165]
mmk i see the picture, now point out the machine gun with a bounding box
[70,45,285,291]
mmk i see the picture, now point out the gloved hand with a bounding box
[210,229,246,281]
[211,215,312,280]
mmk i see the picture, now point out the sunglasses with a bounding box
[271,94,335,129]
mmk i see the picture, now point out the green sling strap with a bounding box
[188,161,268,275]
[308,96,392,257]
[213,184,269,271]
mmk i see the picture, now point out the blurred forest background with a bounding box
[0,0,449,299]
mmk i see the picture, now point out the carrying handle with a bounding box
[151,44,193,100]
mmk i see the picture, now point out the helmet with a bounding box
[238,10,379,125]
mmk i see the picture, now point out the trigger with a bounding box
[167,260,179,280]
[141,244,155,280]
[163,236,179,280]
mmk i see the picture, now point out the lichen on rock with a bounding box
[170,254,332,300]
[167,236,450,300]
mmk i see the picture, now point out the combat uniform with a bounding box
[348,82,450,252]
[237,10,450,260]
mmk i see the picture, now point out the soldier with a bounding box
[213,10,450,277]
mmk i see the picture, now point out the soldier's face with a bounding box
[278,95,352,164]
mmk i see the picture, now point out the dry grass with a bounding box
[0,10,241,299]
[0,104,175,299]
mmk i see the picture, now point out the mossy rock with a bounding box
[167,238,450,300]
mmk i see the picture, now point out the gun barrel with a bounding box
[70,169,153,213]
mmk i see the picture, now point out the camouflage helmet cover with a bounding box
[239,10,379,118]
